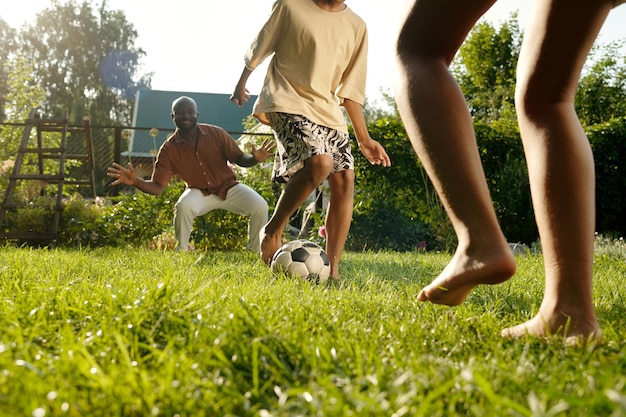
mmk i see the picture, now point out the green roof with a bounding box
[128,89,257,157]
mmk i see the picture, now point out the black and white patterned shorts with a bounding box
[267,112,354,183]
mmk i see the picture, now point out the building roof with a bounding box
[127,89,257,157]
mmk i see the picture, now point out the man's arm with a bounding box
[107,162,167,195]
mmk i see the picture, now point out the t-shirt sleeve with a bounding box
[336,26,368,105]
[244,0,284,70]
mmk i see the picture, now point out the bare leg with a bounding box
[261,155,333,264]
[395,0,516,306]
[325,169,355,279]
[501,0,610,343]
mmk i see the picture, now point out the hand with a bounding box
[358,138,392,167]
[107,162,137,186]
[230,86,250,107]
[251,137,276,163]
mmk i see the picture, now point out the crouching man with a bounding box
[107,96,274,252]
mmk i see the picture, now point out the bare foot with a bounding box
[260,227,282,266]
[501,310,602,346]
[418,244,516,306]
[327,276,343,288]
[329,263,340,282]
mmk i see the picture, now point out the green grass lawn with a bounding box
[0,244,625,416]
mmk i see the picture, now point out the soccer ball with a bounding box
[270,239,331,284]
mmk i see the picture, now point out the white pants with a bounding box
[173,184,268,252]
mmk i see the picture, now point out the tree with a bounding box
[19,0,151,125]
[3,55,46,122]
[0,54,46,162]
[0,17,18,122]
[452,15,521,124]
[576,41,626,126]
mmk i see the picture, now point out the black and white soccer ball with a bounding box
[270,239,331,284]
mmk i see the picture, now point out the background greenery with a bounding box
[1,6,625,251]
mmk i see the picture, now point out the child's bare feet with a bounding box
[260,227,282,266]
[418,244,516,306]
[501,308,602,345]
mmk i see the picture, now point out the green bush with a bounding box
[489,156,536,244]
[351,117,439,251]
[3,116,624,251]
[350,116,538,250]
[59,194,106,246]
[100,184,179,247]
[348,199,434,252]
[476,123,537,245]
[9,196,56,233]
[589,118,626,237]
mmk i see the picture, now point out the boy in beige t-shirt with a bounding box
[232,0,391,280]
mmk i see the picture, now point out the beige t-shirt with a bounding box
[244,0,368,133]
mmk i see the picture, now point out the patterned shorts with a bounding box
[267,112,354,183]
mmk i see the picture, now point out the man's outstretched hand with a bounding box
[107,162,137,186]
[251,137,276,163]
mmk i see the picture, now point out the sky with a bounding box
[2,0,626,106]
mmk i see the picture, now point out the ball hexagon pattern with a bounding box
[270,239,331,284]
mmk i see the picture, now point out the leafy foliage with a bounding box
[576,41,626,125]
[0,17,18,121]
[56,194,103,246]
[99,183,180,247]
[475,123,536,244]
[453,16,520,123]
[588,118,626,236]
[0,55,47,161]
[2,12,626,251]
[17,0,151,125]
[351,116,437,251]
[350,199,433,252]
[4,196,56,234]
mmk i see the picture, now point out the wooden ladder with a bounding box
[0,110,96,242]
